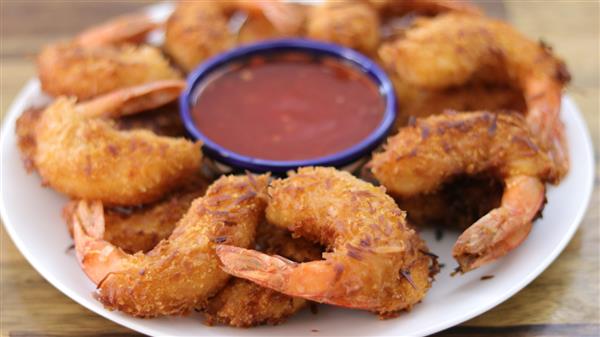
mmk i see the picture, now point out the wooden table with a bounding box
[1,1,598,336]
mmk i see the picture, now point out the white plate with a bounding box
[0,5,595,337]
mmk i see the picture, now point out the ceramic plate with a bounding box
[0,3,594,337]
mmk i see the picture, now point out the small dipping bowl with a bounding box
[180,39,396,174]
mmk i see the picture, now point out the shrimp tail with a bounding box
[76,80,186,119]
[74,13,159,47]
[216,245,338,302]
[72,200,129,284]
[453,176,545,272]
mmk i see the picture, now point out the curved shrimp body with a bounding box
[72,174,269,317]
[34,81,202,206]
[306,1,380,54]
[370,111,553,272]
[378,14,570,178]
[38,43,181,100]
[217,167,435,315]
[165,1,303,72]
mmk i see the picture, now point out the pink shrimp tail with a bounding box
[453,176,545,272]
[72,200,127,284]
[216,245,338,300]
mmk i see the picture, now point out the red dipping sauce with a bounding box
[191,52,385,161]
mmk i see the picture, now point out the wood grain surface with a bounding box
[1,1,598,337]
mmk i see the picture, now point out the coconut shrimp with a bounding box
[306,1,380,54]
[33,81,202,206]
[38,13,180,100]
[67,181,317,326]
[165,1,304,72]
[379,14,571,178]
[72,174,268,317]
[217,167,436,315]
[203,222,322,327]
[370,111,554,272]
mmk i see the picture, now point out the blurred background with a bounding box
[1,1,598,336]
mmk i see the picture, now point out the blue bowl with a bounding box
[180,38,396,173]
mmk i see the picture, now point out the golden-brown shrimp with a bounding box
[203,223,322,327]
[370,111,553,272]
[37,13,179,100]
[38,43,181,100]
[34,81,202,206]
[217,167,436,316]
[67,181,315,326]
[165,1,304,72]
[306,0,380,54]
[379,14,571,178]
[72,174,268,317]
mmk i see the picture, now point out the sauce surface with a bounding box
[192,53,385,161]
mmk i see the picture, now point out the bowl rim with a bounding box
[179,38,396,173]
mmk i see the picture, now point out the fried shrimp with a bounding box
[72,174,268,317]
[165,1,303,72]
[203,223,322,327]
[37,12,179,100]
[379,14,571,177]
[306,1,380,54]
[370,111,554,272]
[38,43,181,100]
[34,81,202,206]
[37,14,180,100]
[217,167,435,315]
